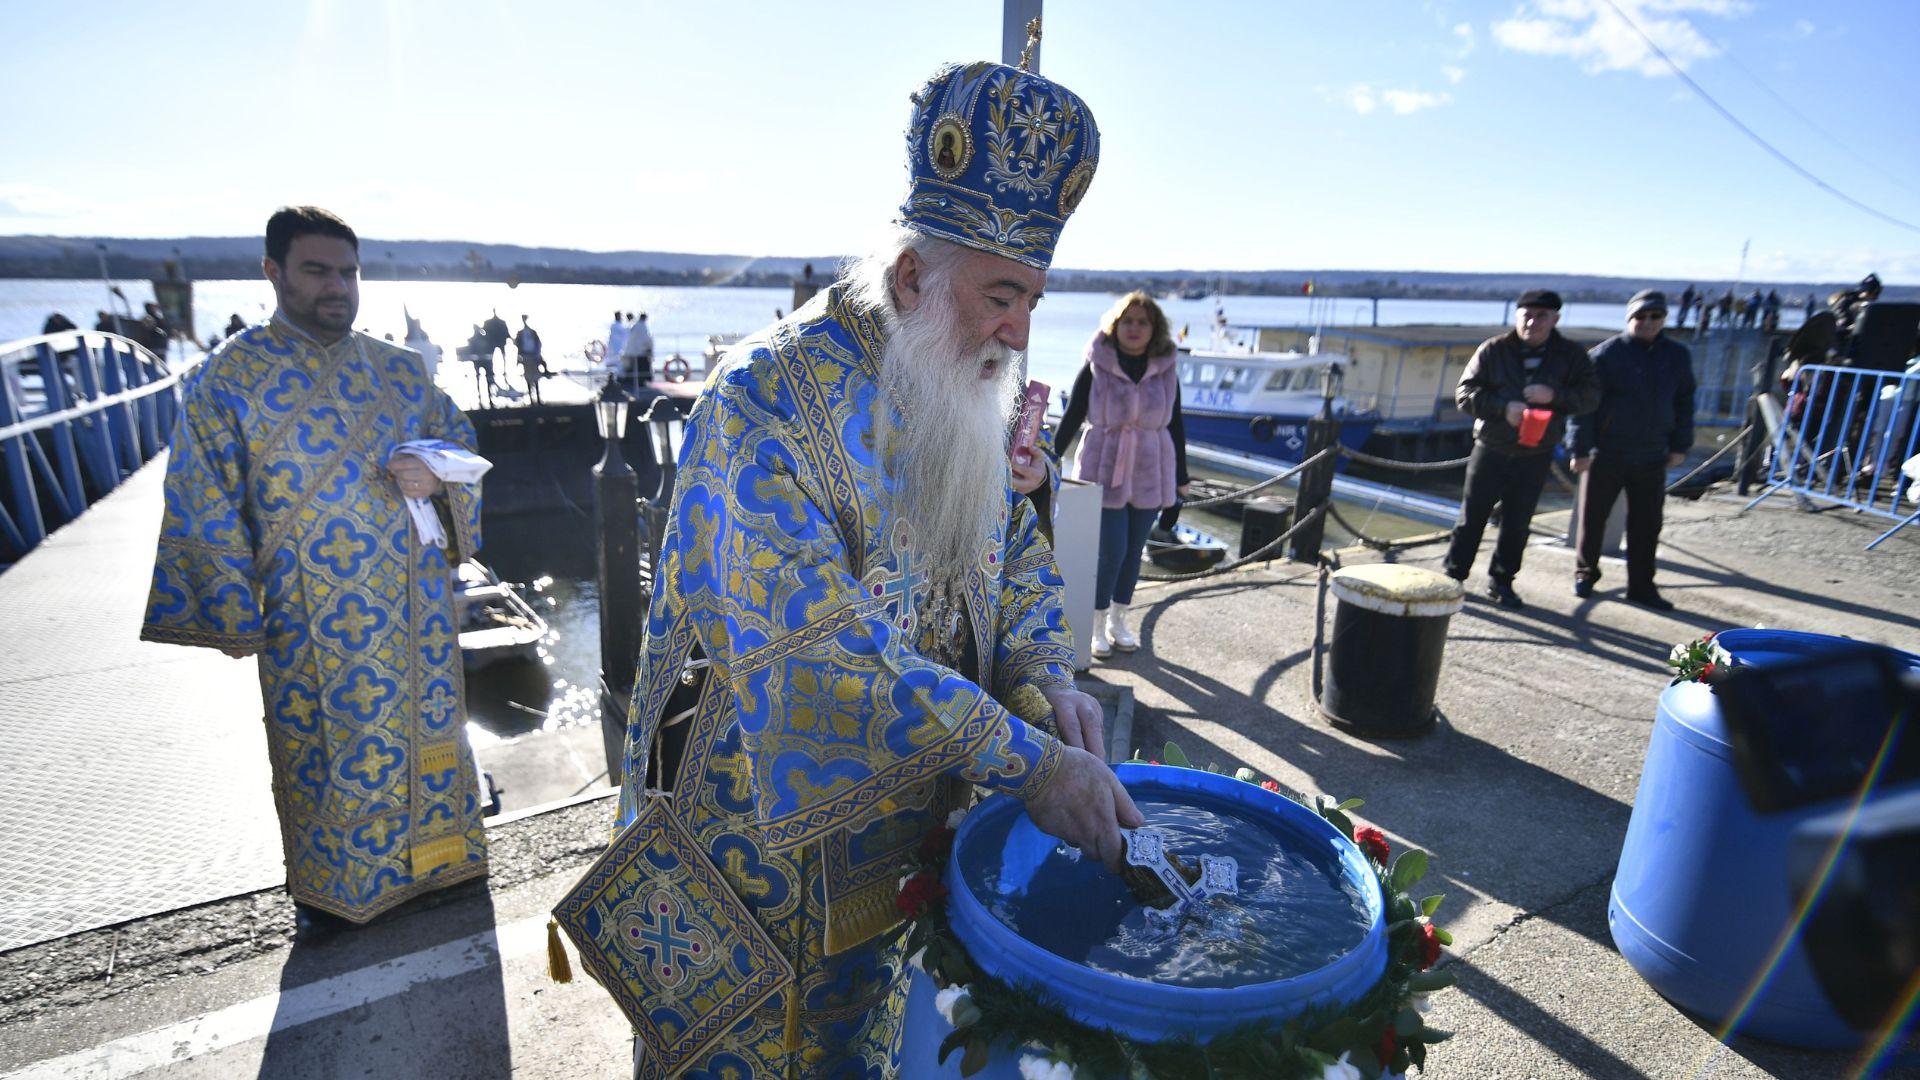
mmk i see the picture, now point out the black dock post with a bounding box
[1289,372,1341,562]
[593,383,641,788]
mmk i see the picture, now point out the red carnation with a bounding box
[1355,826,1391,864]
[895,872,948,916]
[1700,662,1717,681]
[1376,1028,1398,1068]
[1702,631,1716,642]
[1418,920,1442,969]
[1260,779,1282,793]
[1149,759,1161,766]
[918,826,956,863]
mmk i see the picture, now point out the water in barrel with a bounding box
[958,793,1373,988]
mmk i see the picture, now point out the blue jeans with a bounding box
[1096,505,1161,610]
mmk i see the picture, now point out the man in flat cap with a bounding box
[1445,289,1600,608]
[559,54,1138,1079]
[1566,290,1695,610]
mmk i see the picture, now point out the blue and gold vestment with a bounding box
[141,314,487,922]
[565,285,1078,1078]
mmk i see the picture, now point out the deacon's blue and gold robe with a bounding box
[575,284,1079,1078]
[141,314,488,923]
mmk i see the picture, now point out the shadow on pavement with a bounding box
[258,882,511,1079]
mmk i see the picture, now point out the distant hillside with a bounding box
[0,234,1895,305]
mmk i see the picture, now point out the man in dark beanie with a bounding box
[1444,289,1600,608]
[1567,290,1695,611]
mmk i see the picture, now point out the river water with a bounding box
[0,278,1569,746]
[1,277,1795,401]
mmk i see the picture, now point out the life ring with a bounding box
[663,354,692,383]
[1250,415,1278,442]
[584,340,606,364]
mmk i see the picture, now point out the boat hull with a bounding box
[1183,408,1377,470]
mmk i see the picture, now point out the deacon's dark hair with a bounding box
[265,206,358,266]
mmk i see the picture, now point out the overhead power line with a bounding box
[1598,0,1920,235]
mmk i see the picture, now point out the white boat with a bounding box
[1177,347,1380,466]
[455,561,547,671]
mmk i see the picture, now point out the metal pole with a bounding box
[1002,0,1043,68]
[595,405,642,787]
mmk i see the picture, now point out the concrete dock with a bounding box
[0,474,1915,1077]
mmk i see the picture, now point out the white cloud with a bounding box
[1442,65,1468,84]
[1492,0,1750,77]
[1337,84,1450,116]
[1383,89,1452,114]
[1453,21,1477,56]
[1791,18,1815,37]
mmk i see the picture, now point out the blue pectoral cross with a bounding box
[868,524,923,633]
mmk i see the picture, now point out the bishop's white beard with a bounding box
[874,286,1023,587]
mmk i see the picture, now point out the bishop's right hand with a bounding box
[1024,746,1144,872]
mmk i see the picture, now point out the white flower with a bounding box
[1018,1054,1076,1080]
[946,808,969,830]
[934,985,979,1028]
[1318,1051,1363,1080]
[1234,767,1257,783]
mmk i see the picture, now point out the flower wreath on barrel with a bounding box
[897,743,1456,1080]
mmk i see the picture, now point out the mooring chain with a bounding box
[1179,446,1335,508]
[1139,502,1329,582]
[1336,445,1473,471]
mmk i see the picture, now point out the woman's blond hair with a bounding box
[1098,290,1175,358]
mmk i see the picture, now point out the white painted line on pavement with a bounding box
[1,913,550,1080]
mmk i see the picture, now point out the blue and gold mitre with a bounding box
[898,58,1099,270]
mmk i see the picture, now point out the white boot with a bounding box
[1090,608,1113,659]
[1108,604,1140,652]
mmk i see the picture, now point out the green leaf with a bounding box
[1394,1008,1424,1037]
[1323,808,1356,839]
[1432,926,1454,946]
[1207,762,1221,773]
[1421,1026,1454,1043]
[1389,849,1429,892]
[960,1038,988,1077]
[1409,1042,1428,1070]
[937,1029,966,1065]
[1162,741,1193,768]
[1409,968,1457,992]
[1336,798,1365,811]
[1306,1017,1363,1053]
[1421,893,1446,916]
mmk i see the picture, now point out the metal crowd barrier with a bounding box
[1743,364,1920,550]
[0,331,189,567]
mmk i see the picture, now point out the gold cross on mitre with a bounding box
[1018,17,1042,72]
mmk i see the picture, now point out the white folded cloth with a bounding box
[388,439,492,547]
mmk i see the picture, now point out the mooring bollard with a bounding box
[1288,373,1341,562]
[1319,564,1463,737]
[592,384,640,787]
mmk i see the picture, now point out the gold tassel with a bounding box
[782,983,801,1052]
[547,918,573,984]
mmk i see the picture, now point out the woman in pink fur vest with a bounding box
[1054,291,1190,658]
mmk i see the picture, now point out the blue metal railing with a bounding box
[0,331,191,568]
[1745,364,1920,549]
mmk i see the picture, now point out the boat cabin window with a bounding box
[1197,363,1217,387]
[1226,367,1258,392]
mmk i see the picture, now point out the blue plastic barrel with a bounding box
[1609,628,1920,1048]
[899,763,1388,1077]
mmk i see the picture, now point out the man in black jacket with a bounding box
[1568,290,1695,610]
[1444,290,1601,608]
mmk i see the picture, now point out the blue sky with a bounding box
[2,0,1915,283]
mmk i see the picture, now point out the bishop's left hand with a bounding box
[1041,685,1107,760]
[387,454,444,499]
